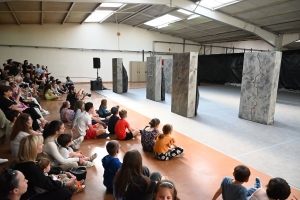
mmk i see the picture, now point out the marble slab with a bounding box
[112,58,124,94]
[239,51,282,125]
[146,57,162,101]
[163,59,173,93]
[172,52,198,117]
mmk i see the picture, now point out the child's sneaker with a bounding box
[83,161,94,168]
[89,153,98,162]
[254,177,261,189]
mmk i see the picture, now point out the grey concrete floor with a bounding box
[95,85,300,189]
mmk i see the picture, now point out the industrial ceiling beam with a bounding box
[62,2,75,24]
[6,2,20,25]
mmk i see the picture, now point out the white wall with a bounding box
[0,23,200,82]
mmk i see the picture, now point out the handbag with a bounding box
[69,167,87,181]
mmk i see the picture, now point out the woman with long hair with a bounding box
[10,113,41,158]
[40,120,84,170]
[72,100,85,130]
[0,85,45,131]
[44,84,58,100]
[14,135,74,200]
[114,150,161,200]
[59,101,75,123]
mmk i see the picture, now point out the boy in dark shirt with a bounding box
[107,106,120,134]
[102,140,122,192]
[212,165,250,200]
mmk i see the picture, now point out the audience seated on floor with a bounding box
[153,124,184,161]
[153,180,180,200]
[66,86,86,110]
[141,118,160,152]
[97,99,112,119]
[44,84,59,100]
[15,135,73,200]
[102,140,122,193]
[114,150,162,200]
[0,170,28,200]
[59,101,75,123]
[115,109,140,140]
[107,106,120,134]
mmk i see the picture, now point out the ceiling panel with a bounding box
[15,12,40,24]
[65,13,88,23]
[0,2,10,11]
[9,1,40,11]
[44,12,65,23]
[251,12,300,27]
[72,3,98,12]
[218,0,275,14]
[43,2,71,11]
[119,4,145,13]
[0,12,16,23]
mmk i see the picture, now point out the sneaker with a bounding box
[0,158,8,164]
[72,184,86,193]
[254,177,261,189]
[72,136,84,150]
[83,161,94,168]
[89,153,98,162]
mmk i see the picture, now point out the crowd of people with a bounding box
[0,58,294,200]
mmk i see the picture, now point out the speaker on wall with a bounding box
[93,58,101,69]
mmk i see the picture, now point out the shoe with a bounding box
[0,158,8,164]
[72,184,86,193]
[89,153,98,162]
[83,161,94,168]
[254,177,261,189]
[72,136,84,150]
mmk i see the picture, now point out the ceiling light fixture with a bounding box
[100,3,124,7]
[195,0,244,10]
[158,24,169,29]
[177,9,193,15]
[85,11,113,22]
[144,14,181,27]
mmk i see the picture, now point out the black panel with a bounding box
[93,58,101,69]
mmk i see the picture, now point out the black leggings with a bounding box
[23,107,41,131]
[31,187,72,200]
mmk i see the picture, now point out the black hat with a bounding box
[111,106,119,115]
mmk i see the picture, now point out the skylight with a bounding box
[100,3,123,7]
[85,11,113,22]
[187,14,200,20]
[177,9,193,15]
[196,0,244,10]
[144,14,181,28]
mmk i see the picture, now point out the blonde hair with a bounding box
[16,135,44,163]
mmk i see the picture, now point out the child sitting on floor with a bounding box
[248,177,291,200]
[102,140,122,193]
[153,124,184,161]
[212,165,250,200]
[107,106,120,134]
[153,180,180,200]
[97,99,112,119]
[57,133,97,167]
[36,158,85,193]
[114,109,139,140]
[141,118,160,152]
[59,101,75,123]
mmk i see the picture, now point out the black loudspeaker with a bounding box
[90,80,103,90]
[93,58,101,69]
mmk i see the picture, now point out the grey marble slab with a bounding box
[112,58,124,94]
[239,51,282,125]
[146,57,162,101]
[163,59,173,93]
[172,52,198,117]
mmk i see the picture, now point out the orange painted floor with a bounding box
[0,82,299,200]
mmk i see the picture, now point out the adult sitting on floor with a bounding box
[39,120,85,171]
[14,135,73,200]
[0,170,28,200]
[10,113,42,158]
[66,86,86,111]
[0,85,45,131]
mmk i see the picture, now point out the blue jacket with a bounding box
[102,155,122,191]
